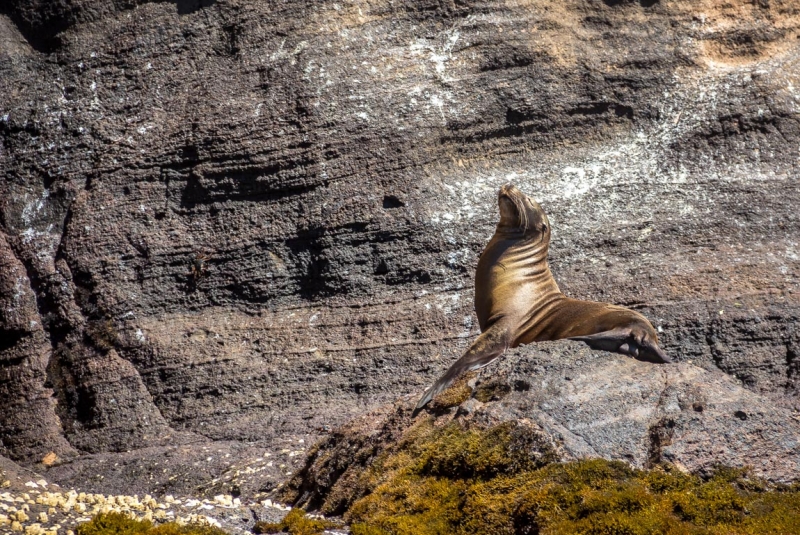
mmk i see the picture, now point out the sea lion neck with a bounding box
[492,225,551,257]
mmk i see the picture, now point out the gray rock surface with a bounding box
[0,0,799,496]
[480,343,800,481]
[0,454,54,493]
[0,452,293,534]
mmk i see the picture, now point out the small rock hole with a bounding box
[513,380,531,392]
[693,403,704,412]
[374,258,389,275]
[734,410,748,420]
[383,195,405,209]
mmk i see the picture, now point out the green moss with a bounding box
[429,372,476,410]
[472,379,511,403]
[253,508,341,535]
[76,512,229,535]
[343,422,800,535]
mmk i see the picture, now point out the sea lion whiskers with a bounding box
[414,184,670,413]
[498,183,530,233]
[513,194,529,232]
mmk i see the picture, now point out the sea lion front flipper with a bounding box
[414,323,510,414]
[568,328,671,364]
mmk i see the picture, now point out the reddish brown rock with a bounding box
[0,230,75,463]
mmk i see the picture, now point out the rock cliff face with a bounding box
[1,0,800,496]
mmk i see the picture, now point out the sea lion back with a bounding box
[474,234,509,331]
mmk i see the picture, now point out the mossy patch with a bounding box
[429,372,476,411]
[253,508,341,534]
[473,378,512,403]
[76,512,229,535]
[342,421,800,535]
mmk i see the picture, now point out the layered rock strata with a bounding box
[0,0,799,495]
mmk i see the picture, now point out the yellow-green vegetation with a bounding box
[344,420,800,535]
[253,508,341,535]
[76,512,229,535]
[429,372,476,410]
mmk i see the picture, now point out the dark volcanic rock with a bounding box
[0,453,56,493]
[283,342,800,514]
[1,0,800,495]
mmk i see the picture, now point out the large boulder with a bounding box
[284,341,800,514]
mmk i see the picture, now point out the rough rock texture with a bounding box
[281,343,800,513]
[0,453,295,535]
[0,454,56,494]
[1,0,800,496]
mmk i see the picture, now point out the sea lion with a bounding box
[415,184,670,411]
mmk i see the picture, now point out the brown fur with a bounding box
[415,184,669,412]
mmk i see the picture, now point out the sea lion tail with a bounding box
[414,324,509,415]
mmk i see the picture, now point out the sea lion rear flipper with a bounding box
[640,340,671,364]
[568,328,629,353]
[568,328,671,364]
[413,324,509,414]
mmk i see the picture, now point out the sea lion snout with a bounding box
[498,183,527,205]
[499,183,521,196]
[498,183,549,238]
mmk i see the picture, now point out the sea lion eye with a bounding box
[541,224,547,232]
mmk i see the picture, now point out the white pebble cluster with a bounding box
[0,438,312,535]
[0,482,278,533]
[260,499,290,511]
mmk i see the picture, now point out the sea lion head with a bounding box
[497,184,550,241]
